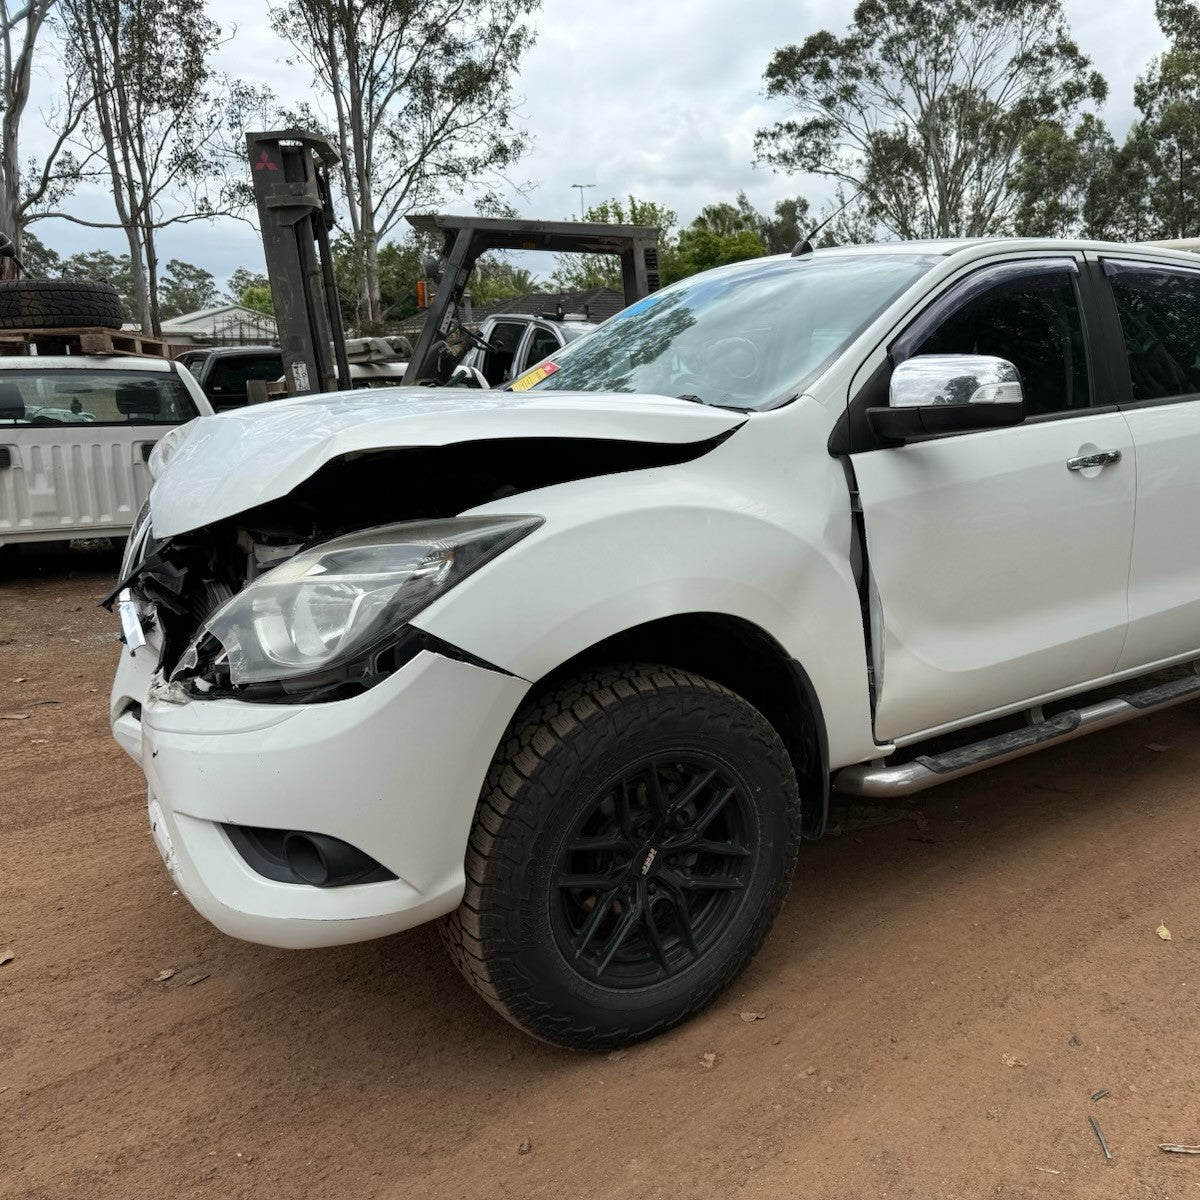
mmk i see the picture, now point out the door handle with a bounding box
[1067,449,1122,471]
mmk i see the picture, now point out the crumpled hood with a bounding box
[150,387,745,538]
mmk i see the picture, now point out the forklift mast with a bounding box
[402,214,662,385]
[246,129,662,394]
[246,129,351,396]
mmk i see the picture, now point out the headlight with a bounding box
[175,515,541,689]
[119,498,152,581]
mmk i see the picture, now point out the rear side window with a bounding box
[0,369,199,426]
[1107,264,1200,402]
[913,269,1090,417]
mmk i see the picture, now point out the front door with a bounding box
[851,259,1136,740]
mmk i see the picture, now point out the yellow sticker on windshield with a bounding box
[510,361,559,392]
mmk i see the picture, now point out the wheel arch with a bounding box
[535,612,830,839]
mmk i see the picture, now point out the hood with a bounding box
[150,387,745,538]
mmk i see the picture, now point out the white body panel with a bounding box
[149,387,742,538]
[0,358,211,546]
[1114,396,1200,669]
[851,411,1136,739]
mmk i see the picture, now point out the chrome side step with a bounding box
[835,670,1200,798]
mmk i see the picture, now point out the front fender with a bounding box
[411,413,882,769]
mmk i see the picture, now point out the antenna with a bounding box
[792,190,863,257]
[570,183,596,219]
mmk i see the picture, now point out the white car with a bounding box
[459,312,597,386]
[110,237,1200,1047]
[0,357,212,548]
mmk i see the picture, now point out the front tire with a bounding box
[439,665,801,1049]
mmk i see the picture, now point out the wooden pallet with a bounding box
[0,326,169,359]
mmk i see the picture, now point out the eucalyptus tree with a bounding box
[755,0,1106,239]
[270,0,540,330]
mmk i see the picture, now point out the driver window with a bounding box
[913,270,1090,417]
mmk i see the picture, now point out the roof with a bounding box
[472,287,624,324]
[160,304,278,335]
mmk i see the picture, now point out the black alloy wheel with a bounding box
[552,755,756,988]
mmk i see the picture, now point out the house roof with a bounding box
[161,304,277,333]
[390,288,625,338]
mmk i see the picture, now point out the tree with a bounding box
[270,0,540,330]
[0,1,91,274]
[158,258,218,319]
[57,0,261,334]
[239,284,274,316]
[663,228,765,285]
[226,267,268,303]
[755,0,1107,239]
[550,196,678,291]
[756,196,812,254]
[20,229,60,276]
[60,248,133,318]
[468,258,544,305]
[1131,0,1200,238]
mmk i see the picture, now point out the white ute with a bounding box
[110,238,1200,1047]
[0,357,212,548]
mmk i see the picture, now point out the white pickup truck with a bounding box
[110,237,1200,1048]
[0,357,211,548]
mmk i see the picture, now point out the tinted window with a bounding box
[0,369,199,426]
[1108,265,1200,402]
[208,353,282,397]
[530,254,934,410]
[914,270,1090,417]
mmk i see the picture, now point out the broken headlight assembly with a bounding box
[172,515,541,697]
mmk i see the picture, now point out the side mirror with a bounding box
[868,354,1026,443]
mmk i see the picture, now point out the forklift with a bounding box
[245,128,662,397]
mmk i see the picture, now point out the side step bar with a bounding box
[835,670,1200,798]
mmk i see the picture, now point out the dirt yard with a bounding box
[2,545,1199,1200]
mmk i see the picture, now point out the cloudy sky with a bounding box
[26,0,1170,292]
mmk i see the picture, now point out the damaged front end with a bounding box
[112,430,730,706]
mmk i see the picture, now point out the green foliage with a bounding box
[158,258,218,319]
[1131,0,1200,238]
[238,285,274,316]
[663,229,765,286]
[755,0,1107,238]
[60,248,134,319]
[20,231,62,278]
[468,258,546,305]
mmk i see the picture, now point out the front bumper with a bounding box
[111,641,529,948]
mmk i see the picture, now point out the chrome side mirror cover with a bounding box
[869,354,1026,443]
[890,354,1024,409]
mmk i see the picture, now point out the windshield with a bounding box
[524,253,934,410]
[0,369,199,426]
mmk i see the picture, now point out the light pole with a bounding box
[571,183,596,219]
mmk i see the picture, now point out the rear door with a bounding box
[1092,257,1200,669]
[0,366,200,544]
[850,257,1136,739]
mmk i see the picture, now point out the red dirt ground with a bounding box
[3,545,1199,1200]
